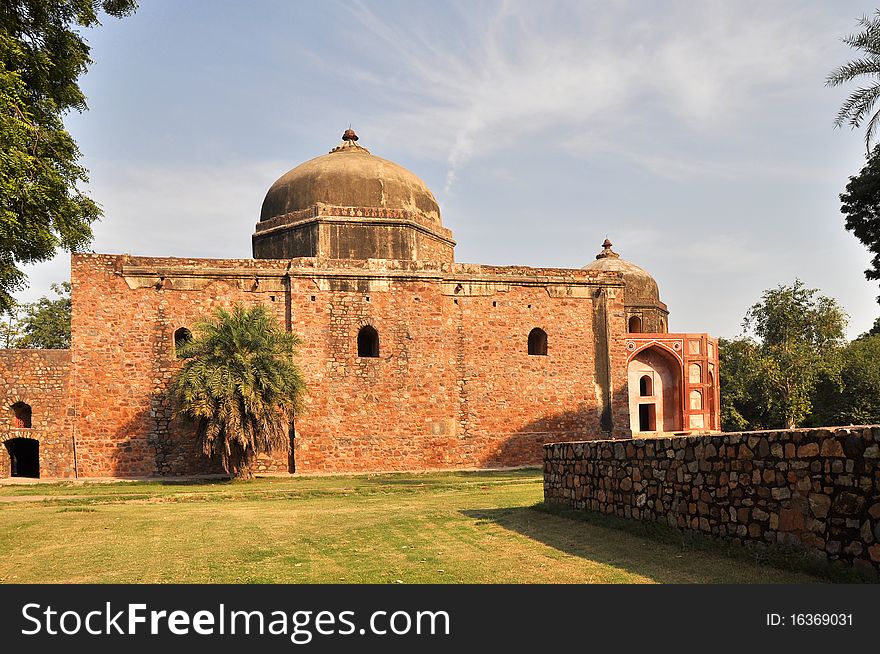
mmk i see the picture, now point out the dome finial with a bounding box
[330,128,369,154]
[596,238,619,260]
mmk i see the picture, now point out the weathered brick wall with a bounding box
[0,349,74,478]
[292,279,625,472]
[70,254,254,477]
[543,427,880,572]
[67,253,632,477]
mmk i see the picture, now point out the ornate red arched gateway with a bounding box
[625,334,720,435]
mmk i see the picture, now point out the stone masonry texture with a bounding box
[543,426,880,572]
[0,349,74,478]
[2,252,634,478]
[0,135,718,480]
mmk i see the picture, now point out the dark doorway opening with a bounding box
[638,404,656,432]
[6,438,39,478]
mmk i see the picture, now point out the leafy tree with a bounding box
[14,281,70,348]
[170,304,306,478]
[15,281,70,347]
[718,337,770,432]
[840,145,880,299]
[812,335,880,426]
[740,280,847,429]
[827,11,880,151]
[0,0,137,312]
[0,307,21,347]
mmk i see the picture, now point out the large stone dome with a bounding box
[259,130,442,227]
[252,130,455,262]
[582,239,660,305]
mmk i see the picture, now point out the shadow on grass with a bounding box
[462,504,878,584]
[153,478,233,486]
[336,468,541,486]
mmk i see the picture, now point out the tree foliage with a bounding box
[0,0,137,312]
[14,280,70,348]
[812,335,880,427]
[0,310,21,347]
[169,304,306,478]
[718,337,770,432]
[840,145,880,297]
[827,11,880,151]
[738,280,847,429]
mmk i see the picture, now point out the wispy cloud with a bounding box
[337,0,831,193]
[15,0,878,338]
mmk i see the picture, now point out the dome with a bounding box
[582,239,660,305]
[259,129,441,226]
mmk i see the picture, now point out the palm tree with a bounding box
[170,303,306,478]
[828,12,880,151]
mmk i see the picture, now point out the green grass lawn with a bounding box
[0,469,821,584]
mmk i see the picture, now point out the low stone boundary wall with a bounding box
[543,427,880,573]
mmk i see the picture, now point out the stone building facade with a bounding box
[0,130,719,479]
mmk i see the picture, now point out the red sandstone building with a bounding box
[0,131,719,479]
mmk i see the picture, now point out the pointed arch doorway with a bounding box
[627,346,682,434]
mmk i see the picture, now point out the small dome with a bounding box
[260,130,441,226]
[582,239,660,304]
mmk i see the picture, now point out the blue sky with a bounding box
[18,0,880,338]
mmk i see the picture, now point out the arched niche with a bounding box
[11,402,31,429]
[173,327,192,357]
[628,316,642,333]
[357,325,379,358]
[527,328,548,356]
[627,346,682,433]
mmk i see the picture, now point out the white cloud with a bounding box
[338,0,832,193]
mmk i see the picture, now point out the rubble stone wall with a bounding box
[544,427,880,572]
[0,349,74,478]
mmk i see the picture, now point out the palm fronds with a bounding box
[169,303,306,477]
[827,12,880,150]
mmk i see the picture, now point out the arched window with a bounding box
[690,390,703,411]
[11,402,32,429]
[628,316,642,333]
[639,375,653,397]
[689,363,702,384]
[357,325,379,358]
[173,327,192,357]
[528,328,548,356]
